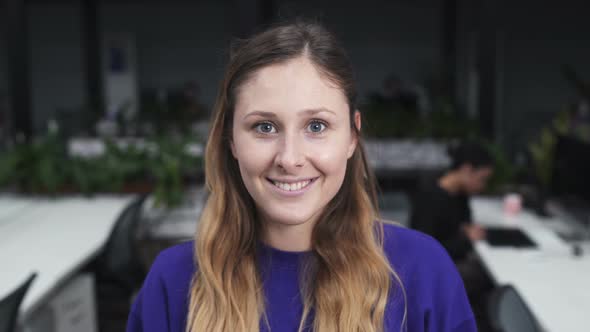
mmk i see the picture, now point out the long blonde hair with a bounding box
[186,21,405,332]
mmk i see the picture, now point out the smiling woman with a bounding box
[127,20,477,332]
[231,56,359,248]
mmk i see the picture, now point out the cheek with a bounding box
[471,179,485,191]
[309,139,351,176]
[233,138,274,177]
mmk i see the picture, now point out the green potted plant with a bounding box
[147,135,202,208]
[12,133,70,194]
[527,109,570,216]
[483,141,518,194]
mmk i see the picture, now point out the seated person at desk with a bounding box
[410,142,493,261]
[410,142,494,327]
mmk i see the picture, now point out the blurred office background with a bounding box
[1,0,589,331]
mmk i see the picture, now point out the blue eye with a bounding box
[308,121,326,133]
[255,122,276,134]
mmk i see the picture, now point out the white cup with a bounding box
[504,193,522,215]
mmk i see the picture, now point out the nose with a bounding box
[274,132,305,172]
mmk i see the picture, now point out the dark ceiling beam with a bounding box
[4,0,33,140]
[81,0,103,117]
[441,0,457,106]
[476,0,498,139]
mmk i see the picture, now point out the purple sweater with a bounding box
[127,224,477,331]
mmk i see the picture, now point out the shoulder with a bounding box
[127,241,195,332]
[381,222,452,271]
[380,223,476,331]
[151,240,195,274]
[143,240,196,297]
[381,222,462,290]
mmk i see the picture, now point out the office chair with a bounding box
[93,194,147,331]
[0,273,37,332]
[95,194,148,290]
[487,285,542,332]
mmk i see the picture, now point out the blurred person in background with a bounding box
[410,141,495,330]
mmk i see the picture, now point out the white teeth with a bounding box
[272,179,312,191]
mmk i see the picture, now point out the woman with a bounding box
[127,21,476,332]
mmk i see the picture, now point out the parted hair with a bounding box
[186,20,405,332]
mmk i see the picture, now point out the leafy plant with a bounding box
[0,132,203,208]
[147,135,202,208]
[8,133,70,194]
[362,101,478,139]
[484,141,518,193]
[529,128,555,189]
[528,110,570,189]
[362,103,424,138]
[0,146,21,188]
[423,110,480,139]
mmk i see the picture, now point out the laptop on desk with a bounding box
[485,227,537,248]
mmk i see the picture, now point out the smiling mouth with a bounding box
[267,178,318,192]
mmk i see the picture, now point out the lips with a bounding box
[266,177,318,192]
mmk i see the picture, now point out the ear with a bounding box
[354,110,361,131]
[230,138,237,159]
[459,163,474,175]
[347,110,361,158]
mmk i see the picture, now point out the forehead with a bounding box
[234,56,348,116]
[473,166,493,176]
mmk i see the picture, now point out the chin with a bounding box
[263,208,317,226]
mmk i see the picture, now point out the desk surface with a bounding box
[472,197,590,332]
[0,194,135,318]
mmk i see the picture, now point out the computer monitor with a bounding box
[552,135,590,204]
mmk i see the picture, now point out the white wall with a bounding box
[100,0,443,107]
[26,1,232,131]
[28,3,86,131]
[100,1,233,108]
[22,0,443,131]
[21,0,589,149]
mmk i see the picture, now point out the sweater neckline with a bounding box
[257,241,312,269]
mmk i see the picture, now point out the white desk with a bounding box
[140,187,206,240]
[0,194,136,319]
[0,195,38,225]
[472,197,590,332]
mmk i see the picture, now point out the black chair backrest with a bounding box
[0,273,37,332]
[97,195,147,290]
[407,170,444,229]
[488,285,542,332]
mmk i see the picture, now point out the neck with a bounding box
[439,172,462,194]
[261,218,315,252]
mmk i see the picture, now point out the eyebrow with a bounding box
[243,108,337,120]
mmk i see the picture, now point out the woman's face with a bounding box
[231,56,358,233]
